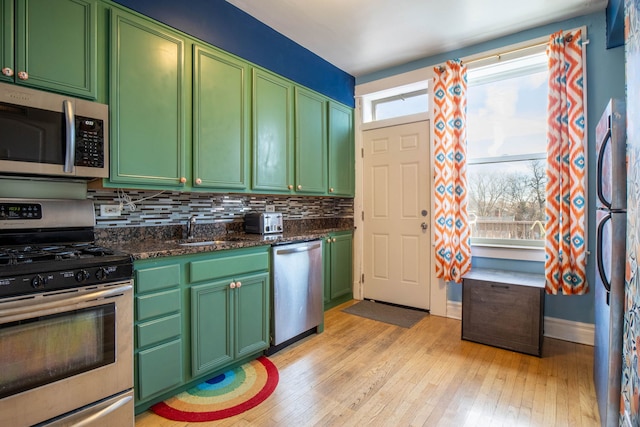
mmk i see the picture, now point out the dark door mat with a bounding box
[342,300,427,328]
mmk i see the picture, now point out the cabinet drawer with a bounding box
[462,270,544,356]
[137,313,181,348]
[136,264,181,293]
[137,339,183,400]
[136,289,181,321]
[189,251,268,283]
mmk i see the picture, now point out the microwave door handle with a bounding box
[63,99,76,174]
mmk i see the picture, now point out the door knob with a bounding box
[421,222,428,230]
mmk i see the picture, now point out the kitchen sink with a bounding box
[178,240,218,247]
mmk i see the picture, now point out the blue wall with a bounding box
[359,11,625,324]
[111,0,355,107]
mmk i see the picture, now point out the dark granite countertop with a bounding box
[104,227,352,260]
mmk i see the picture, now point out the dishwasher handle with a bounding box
[275,242,321,255]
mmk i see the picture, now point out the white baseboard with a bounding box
[543,316,594,346]
[446,301,594,346]
[447,301,462,320]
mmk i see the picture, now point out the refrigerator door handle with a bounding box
[596,212,612,294]
[596,127,612,209]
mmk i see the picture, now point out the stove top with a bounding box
[0,198,133,298]
[0,243,120,265]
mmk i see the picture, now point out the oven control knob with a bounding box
[95,267,109,281]
[75,269,90,282]
[31,274,47,289]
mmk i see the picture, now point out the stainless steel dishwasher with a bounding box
[270,239,323,351]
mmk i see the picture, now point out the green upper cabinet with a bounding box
[252,68,294,193]
[294,87,327,194]
[1,0,98,99]
[109,9,187,187]
[193,45,250,190]
[0,0,13,85]
[328,101,355,196]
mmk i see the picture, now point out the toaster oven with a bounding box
[244,212,283,234]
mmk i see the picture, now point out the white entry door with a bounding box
[363,120,430,309]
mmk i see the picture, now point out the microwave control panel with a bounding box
[75,116,104,168]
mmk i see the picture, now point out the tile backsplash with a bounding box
[88,189,354,228]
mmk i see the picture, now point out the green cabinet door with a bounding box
[324,231,353,310]
[191,279,233,376]
[13,0,97,98]
[252,68,293,192]
[295,87,327,194]
[235,273,270,358]
[110,10,186,187]
[137,339,183,401]
[193,45,250,190]
[0,0,13,84]
[328,102,355,196]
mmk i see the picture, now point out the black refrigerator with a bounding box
[594,98,626,427]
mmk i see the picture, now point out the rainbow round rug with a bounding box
[151,356,279,422]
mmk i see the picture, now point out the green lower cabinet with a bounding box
[190,279,233,376]
[134,260,184,406]
[137,339,183,401]
[324,231,354,310]
[191,272,270,376]
[134,246,270,412]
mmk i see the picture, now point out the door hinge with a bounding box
[361,273,364,284]
[361,211,364,221]
[361,148,364,158]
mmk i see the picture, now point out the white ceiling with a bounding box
[226,0,608,77]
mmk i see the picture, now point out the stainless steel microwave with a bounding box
[0,82,109,178]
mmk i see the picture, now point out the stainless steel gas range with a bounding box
[0,198,134,426]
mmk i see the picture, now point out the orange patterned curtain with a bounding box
[545,29,587,295]
[432,60,471,283]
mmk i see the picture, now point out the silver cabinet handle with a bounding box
[63,100,76,173]
[276,243,321,255]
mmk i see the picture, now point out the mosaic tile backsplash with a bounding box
[88,189,354,228]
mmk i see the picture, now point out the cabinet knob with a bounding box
[17,71,28,80]
[195,178,202,185]
[179,177,187,184]
[288,184,293,190]
[1,67,13,77]
[332,238,336,243]
[326,238,331,244]
[229,282,236,289]
[329,187,334,193]
[297,184,302,190]
[236,281,242,288]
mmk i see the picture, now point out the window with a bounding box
[371,89,428,121]
[466,51,548,248]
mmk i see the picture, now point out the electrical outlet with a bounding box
[100,205,121,217]
[265,205,275,212]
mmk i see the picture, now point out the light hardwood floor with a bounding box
[135,300,600,427]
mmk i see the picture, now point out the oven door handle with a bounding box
[0,283,132,323]
[66,394,133,427]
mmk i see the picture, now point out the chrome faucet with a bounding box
[187,215,197,239]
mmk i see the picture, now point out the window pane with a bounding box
[467,160,546,243]
[373,92,428,121]
[467,70,548,159]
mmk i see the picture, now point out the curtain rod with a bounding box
[462,33,589,67]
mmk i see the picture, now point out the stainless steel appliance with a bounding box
[0,82,109,178]
[245,212,283,234]
[594,98,626,427]
[0,198,134,426]
[270,240,323,351]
